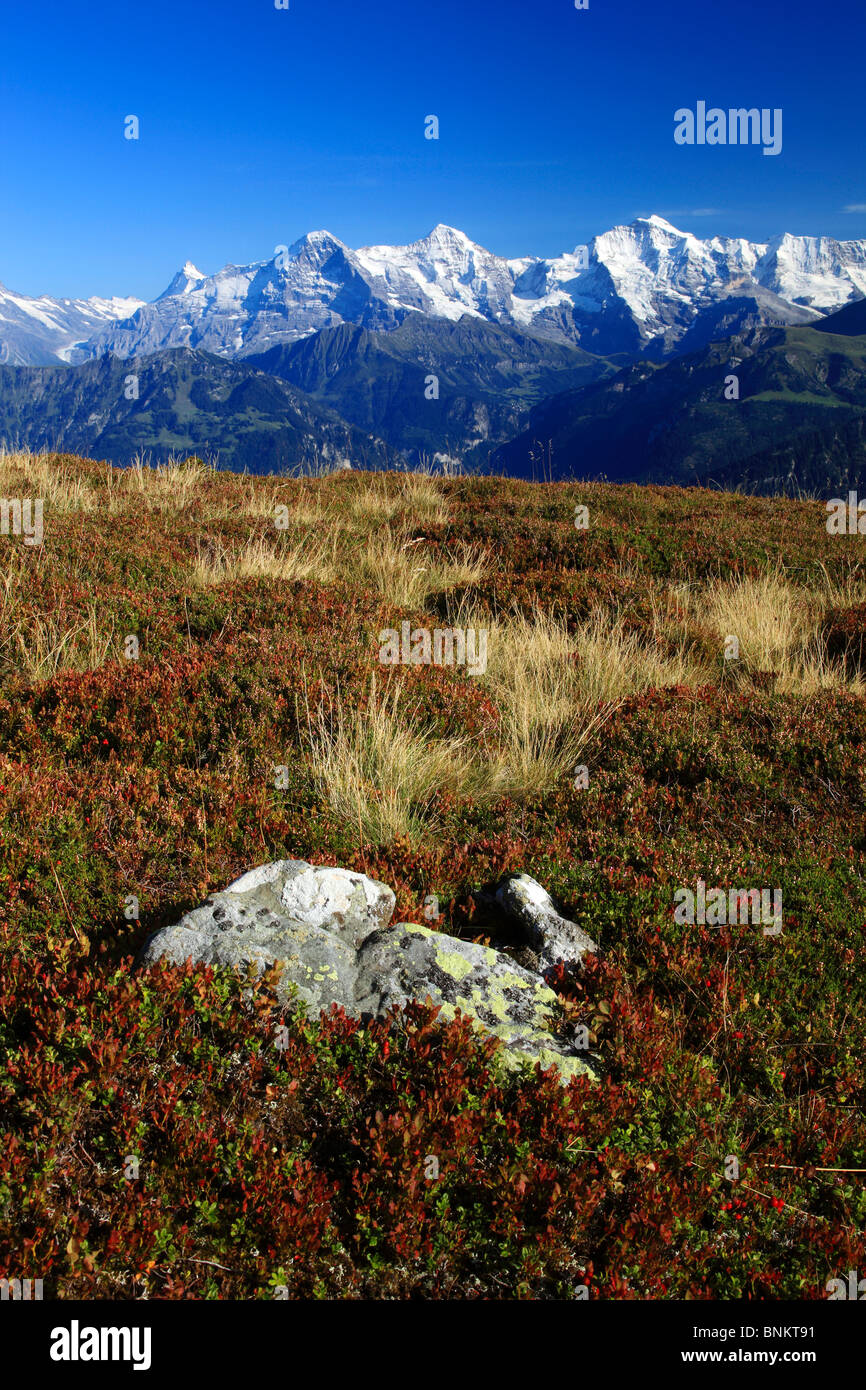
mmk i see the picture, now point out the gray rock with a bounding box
[355,922,595,1082]
[137,861,394,1016]
[138,860,597,1082]
[494,873,598,976]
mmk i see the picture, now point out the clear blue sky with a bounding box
[1,0,864,300]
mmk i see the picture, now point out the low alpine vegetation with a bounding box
[1,451,864,1299]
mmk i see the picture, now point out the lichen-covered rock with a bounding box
[495,873,597,976]
[355,922,595,1081]
[138,860,596,1082]
[137,861,394,1015]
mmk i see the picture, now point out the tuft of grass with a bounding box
[192,532,341,587]
[0,448,101,514]
[1,602,117,681]
[704,571,815,677]
[700,569,866,694]
[299,677,477,845]
[120,453,219,512]
[345,470,451,528]
[360,527,487,606]
[474,606,622,798]
[300,606,629,827]
[434,602,698,800]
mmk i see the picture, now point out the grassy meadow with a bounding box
[1,448,865,1299]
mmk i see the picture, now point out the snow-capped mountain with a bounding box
[156,261,208,300]
[0,283,144,366]
[753,232,866,309]
[507,216,866,354]
[355,223,518,322]
[4,216,866,366]
[75,231,408,363]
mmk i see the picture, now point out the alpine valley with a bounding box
[2,215,866,490]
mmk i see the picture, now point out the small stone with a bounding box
[495,873,598,977]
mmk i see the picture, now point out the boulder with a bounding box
[137,860,393,1016]
[355,921,595,1081]
[495,873,597,976]
[138,860,597,1082]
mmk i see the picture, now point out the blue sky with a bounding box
[1,0,864,300]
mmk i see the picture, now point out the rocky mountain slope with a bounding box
[0,282,143,367]
[0,348,389,471]
[491,321,866,490]
[246,316,617,468]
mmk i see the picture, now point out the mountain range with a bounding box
[4,216,866,368]
[0,286,144,368]
[2,216,866,490]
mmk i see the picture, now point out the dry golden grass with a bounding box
[301,606,638,840]
[200,469,449,531]
[182,470,460,594]
[191,531,342,587]
[299,677,477,845]
[0,545,29,609]
[574,607,706,703]
[397,471,452,524]
[703,571,815,675]
[343,469,451,527]
[469,607,617,798]
[0,600,118,682]
[459,603,706,799]
[691,568,866,695]
[238,478,326,526]
[0,448,101,514]
[117,454,219,513]
[342,473,402,527]
[0,448,227,518]
[359,527,487,606]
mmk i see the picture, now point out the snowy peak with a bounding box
[641,215,682,232]
[416,223,476,250]
[361,223,477,258]
[285,230,350,265]
[755,233,866,307]
[157,261,208,300]
[356,223,516,323]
